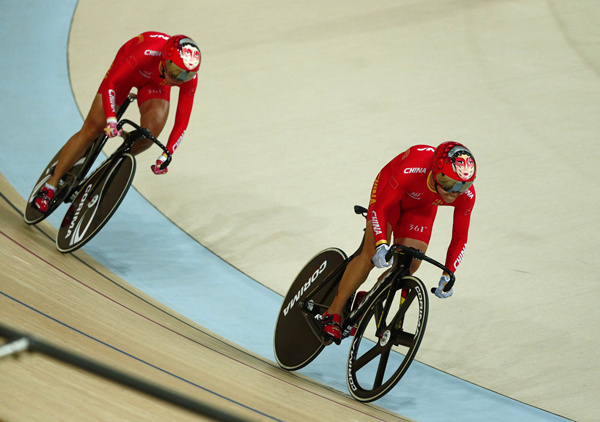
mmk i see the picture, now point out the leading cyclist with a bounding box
[321,141,477,344]
[33,31,201,213]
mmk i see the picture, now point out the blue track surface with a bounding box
[0,2,570,421]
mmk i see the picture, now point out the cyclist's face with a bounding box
[436,183,461,203]
[164,73,184,86]
[160,62,185,86]
[163,59,197,85]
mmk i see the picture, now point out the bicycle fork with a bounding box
[373,284,408,338]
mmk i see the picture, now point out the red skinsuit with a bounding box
[97,31,198,155]
[367,145,476,273]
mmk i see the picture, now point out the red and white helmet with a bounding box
[161,35,201,83]
[431,141,476,193]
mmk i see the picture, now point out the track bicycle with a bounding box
[24,93,171,253]
[273,205,454,402]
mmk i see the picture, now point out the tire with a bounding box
[346,275,429,402]
[55,153,136,253]
[274,248,347,370]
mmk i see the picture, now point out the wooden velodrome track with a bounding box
[2,0,600,421]
[0,173,407,421]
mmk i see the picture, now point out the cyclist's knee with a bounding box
[81,94,108,136]
[396,237,428,274]
[79,118,105,141]
[139,98,169,137]
[67,127,98,150]
[409,260,422,274]
[355,247,376,271]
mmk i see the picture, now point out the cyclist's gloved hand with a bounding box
[372,243,392,268]
[103,117,122,138]
[151,153,169,175]
[434,274,454,298]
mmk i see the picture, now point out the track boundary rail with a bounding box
[0,323,248,422]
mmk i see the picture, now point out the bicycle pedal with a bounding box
[321,337,334,346]
[322,334,341,346]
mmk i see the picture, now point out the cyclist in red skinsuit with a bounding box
[34,31,201,212]
[320,142,477,344]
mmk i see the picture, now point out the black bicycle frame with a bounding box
[343,249,414,335]
[298,244,451,340]
[64,94,137,196]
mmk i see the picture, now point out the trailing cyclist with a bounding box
[33,32,201,213]
[320,141,477,344]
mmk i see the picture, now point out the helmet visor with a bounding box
[436,173,473,193]
[164,60,197,83]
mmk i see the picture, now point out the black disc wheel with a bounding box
[55,153,135,253]
[274,248,347,370]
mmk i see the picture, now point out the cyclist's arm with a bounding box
[368,172,408,247]
[165,78,198,154]
[99,56,138,121]
[444,188,475,273]
[98,34,156,121]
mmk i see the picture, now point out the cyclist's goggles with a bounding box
[164,60,197,83]
[435,173,473,193]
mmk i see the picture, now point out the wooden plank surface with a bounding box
[0,173,412,421]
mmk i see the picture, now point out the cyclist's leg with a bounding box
[130,84,170,155]
[393,204,437,274]
[326,170,399,317]
[395,238,428,273]
[325,219,392,317]
[326,202,437,316]
[45,94,106,189]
